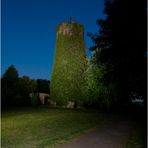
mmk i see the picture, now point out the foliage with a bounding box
[18,76,36,105]
[36,79,50,94]
[51,22,87,104]
[83,57,104,102]
[89,0,147,105]
[1,65,36,107]
[1,65,51,107]
[83,57,116,110]
[1,65,19,106]
[126,118,146,148]
[11,94,24,106]
[30,93,38,106]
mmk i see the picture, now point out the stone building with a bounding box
[50,21,86,107]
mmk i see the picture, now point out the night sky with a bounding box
[2,0,105,80]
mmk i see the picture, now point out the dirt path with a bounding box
[57,117,132,148]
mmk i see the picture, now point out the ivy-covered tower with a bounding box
[50,21,86,105]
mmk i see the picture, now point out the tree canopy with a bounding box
[1,65,48,107]
[1,65,19,106]
[89,0,147,106]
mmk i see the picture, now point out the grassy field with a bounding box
[1,107,110,148]
[126,117,146,148]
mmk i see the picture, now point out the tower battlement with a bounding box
[56,21,84,36]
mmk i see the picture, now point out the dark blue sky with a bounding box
[2,0,105,80]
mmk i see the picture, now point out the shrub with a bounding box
[30,93,38,106]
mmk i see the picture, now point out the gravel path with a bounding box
[57,117,132,148]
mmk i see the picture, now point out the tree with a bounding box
[36,79,50,94]
[35,79,50,106]
[83,56,104,102]
[18,76,36,105]
[83,55,115,110]
[1,65,37,107]
[89,0,147,106]
[1,65,19,106]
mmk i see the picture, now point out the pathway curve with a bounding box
[57,117,132,148]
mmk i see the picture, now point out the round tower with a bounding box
[50,21,86,104]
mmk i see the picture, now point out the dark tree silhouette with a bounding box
[36,79,50,105]
[18,76,36,105]
[37,79,50,94]
[1,65,19,106]
[89,0,147,106]
[1,65,37,107]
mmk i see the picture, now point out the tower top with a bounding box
[56,21,84,36]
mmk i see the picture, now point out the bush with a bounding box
[12,94,24,106]
[30,93,38,106]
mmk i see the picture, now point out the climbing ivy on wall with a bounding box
[50,22,87,104]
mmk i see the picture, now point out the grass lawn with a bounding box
[126,117,146,148]
[1,107,111,148]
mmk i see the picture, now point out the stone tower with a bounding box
[50,21,86,104]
